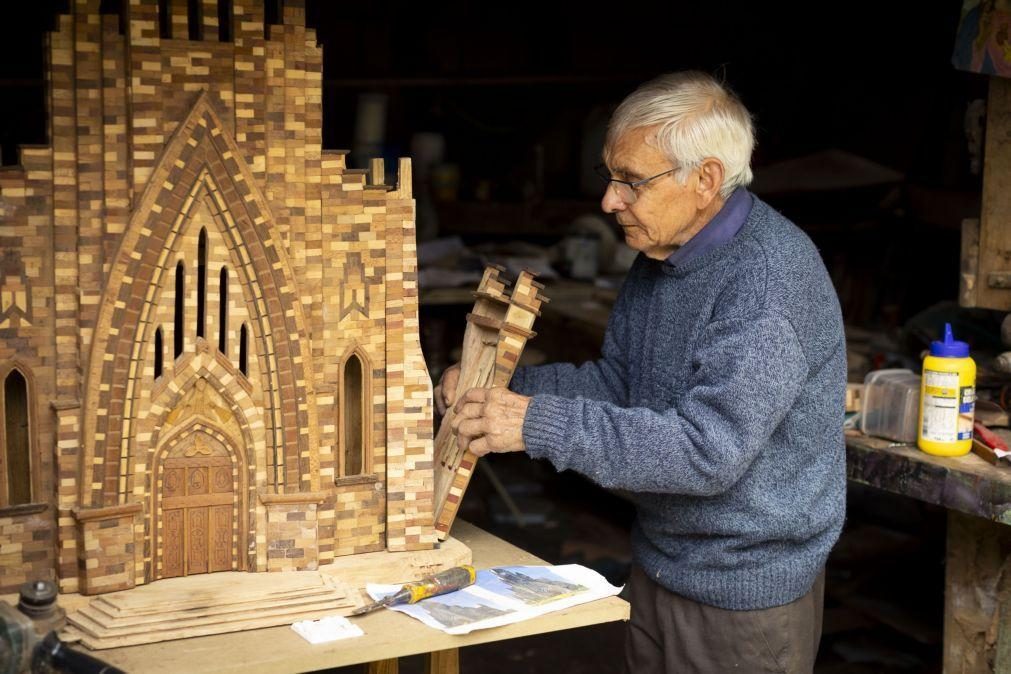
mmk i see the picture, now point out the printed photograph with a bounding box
[479,566,590,606]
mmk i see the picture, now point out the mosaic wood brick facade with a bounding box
[0,0,435,595]
[73,503,143,595]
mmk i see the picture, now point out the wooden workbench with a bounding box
[846,433,1011,674]
[85,520,629,674]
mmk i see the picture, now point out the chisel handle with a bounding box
[401,565,477,604]
[351,565,477,616]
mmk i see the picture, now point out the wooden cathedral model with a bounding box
[0,1,437,596]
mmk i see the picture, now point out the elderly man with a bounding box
[437,71,846,673]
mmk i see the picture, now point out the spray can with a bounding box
[917,323,976,456]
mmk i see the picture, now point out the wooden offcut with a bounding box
[845,383,863,414]
[433,267,548,539]
[960,218,981,308]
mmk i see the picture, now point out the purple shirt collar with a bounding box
[665,188,753,267]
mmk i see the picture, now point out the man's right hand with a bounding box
[434,363,461,416]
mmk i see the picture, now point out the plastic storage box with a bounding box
[859,368,921,443]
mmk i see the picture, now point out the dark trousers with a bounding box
[623,565,825,674]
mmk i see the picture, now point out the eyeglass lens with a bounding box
[611,181,637,204]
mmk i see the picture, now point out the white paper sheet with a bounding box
[366,564,622,635]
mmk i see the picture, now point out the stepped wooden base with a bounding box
[49,535,471,650]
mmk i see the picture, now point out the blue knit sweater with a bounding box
[511,196,847,610]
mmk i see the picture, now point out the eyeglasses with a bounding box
[594,163,676,204]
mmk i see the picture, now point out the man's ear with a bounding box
[695,158,726,207]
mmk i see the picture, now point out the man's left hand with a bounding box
[451,387,531,456]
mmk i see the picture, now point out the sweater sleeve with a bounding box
[509,275,633,405]
[509,325,629,405]
[521,314,808,496]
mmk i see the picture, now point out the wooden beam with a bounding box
[425,649,459,674]
[366,659,398,674]
[943,511,1011,673]
[975,78,1011,310]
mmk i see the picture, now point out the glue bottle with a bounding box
[917,323,976,456]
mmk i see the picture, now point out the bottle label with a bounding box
[922,370,974,443]
[959,386,976,440]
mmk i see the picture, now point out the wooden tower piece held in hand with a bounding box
[433,267,548,539]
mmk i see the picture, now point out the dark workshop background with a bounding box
[0,2,982,672]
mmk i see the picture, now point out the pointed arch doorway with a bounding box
[155,426,245,579]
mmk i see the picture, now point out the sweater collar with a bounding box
[665,188,753,268]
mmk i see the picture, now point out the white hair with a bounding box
[604,71,755,199]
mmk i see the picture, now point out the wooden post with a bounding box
[972,77,1011,310]
[425,649,460,674]
[366,659,399,674]
[370,157,386,186]
[943,511,1011,673]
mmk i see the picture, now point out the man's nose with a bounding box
[601,184,625,214]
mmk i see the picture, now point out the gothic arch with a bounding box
[337,342,374,479]
[81,92,319,508]
[0,360,39,507]
[145,352,261,482]
[150,419,248,579]
[143,356,259,578]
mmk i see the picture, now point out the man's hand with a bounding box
[433,363,461,416]
[451,387,531,457]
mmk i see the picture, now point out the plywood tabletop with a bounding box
[85,521,630,673]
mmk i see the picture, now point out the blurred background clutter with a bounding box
[3,2,1004,671]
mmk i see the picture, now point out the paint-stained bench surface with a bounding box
[846,432,1011,524]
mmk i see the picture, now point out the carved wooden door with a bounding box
[160,433,234,578]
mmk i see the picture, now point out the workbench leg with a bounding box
[943,511,1011,674]
[365,659,398,674]
[424,648,459,674]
